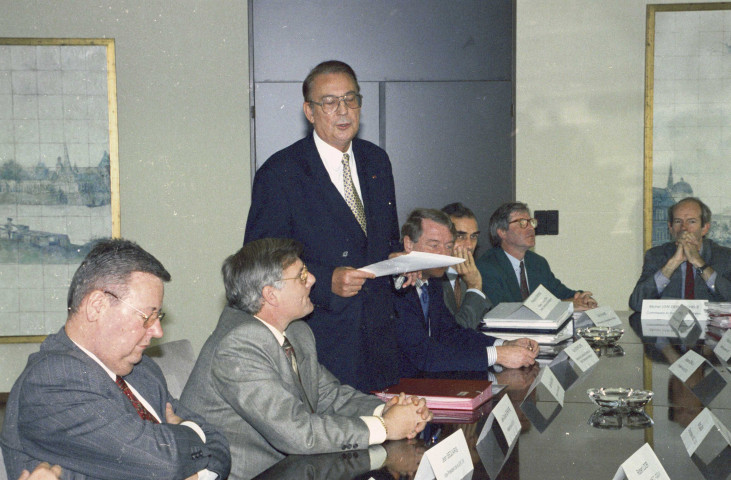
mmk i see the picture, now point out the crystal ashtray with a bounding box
[576,326,624,346]
[587,388,653,410]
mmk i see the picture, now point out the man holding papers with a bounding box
[629,197,731,311]
[393,209,539,377]
[476,202,597,311]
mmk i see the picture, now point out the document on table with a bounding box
[359,251,464,277]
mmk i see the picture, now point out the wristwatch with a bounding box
[696,264,711,275]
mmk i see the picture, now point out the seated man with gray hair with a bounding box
[180,238,431,480]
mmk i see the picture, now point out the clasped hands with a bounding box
[381,392,432,440]
[671,231,704,267]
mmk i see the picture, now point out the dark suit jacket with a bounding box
[0,328,230,480]
[476,247,577,305]
[180,307,384,480]
[393,279,497,378]
[442,273,492,329]
[244,134,400,392]
[629,238,731,311]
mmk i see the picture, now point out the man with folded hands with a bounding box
[181,238,432,479]
[393,208,539,378]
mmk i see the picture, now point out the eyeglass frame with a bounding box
[308,92,363,115]
[508,218,538,229]
[280,264,309,285]
[103,290,165,328]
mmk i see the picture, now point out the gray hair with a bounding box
[67,238,170,315]
[669,197,712,227]
[302,60,359,102]
[401,208,455,243]
[488,202,530,247]
[223,238,303,314]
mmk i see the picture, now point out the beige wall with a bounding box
[0,0,249,390]
[0,0,714,391]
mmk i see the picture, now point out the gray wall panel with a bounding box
[385,81,513,236]
[252,0,511,82]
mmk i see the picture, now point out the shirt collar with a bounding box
[71,339,117,380]
[313,130,354,169]
[254,315,286,347]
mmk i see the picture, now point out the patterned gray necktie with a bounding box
[341,153,367,234]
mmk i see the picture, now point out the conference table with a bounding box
[254,312,731,479]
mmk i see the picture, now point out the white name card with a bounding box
[538,366,565,406]
[493,394,521,447]
[524,284,560,320]
[640,317,707,339]
[414,429,473,480]
[668,350,706,383]
[564,337,600,372]
[680,408,731,457]
[714,329,731,363]
[612,443,670,480]
[585,305,623,327]
[641,299,708,320]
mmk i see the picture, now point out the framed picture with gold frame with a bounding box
[0,38,119,342]
[644,3,731,252]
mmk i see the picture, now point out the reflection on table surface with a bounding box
[254,312,731,480]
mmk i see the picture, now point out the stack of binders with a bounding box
[481,301,574,345]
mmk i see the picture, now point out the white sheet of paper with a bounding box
[523,284,560,320]
[586,305,623,327]
[538,366,565,406]
[641,299,708,320]
[564,337,600,372]
[359,251,464,277]
[714,329,731,362]
[668,350,706,383]
[414,429,473,480]
[612,443,670,480]
[493,394,521,447]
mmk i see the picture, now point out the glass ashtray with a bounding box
[576,326,624,346]
[587,387,653,411]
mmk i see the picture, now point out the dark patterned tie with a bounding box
[282,337,314,412]
[419,285,430,321]
[684,261,695,299]
[115,376,159,423]
[341,153,367,234]
[453,276,462,310]
[520,261,530,300]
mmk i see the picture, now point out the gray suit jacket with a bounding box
[629,238,731,311]
[0,328,230,480]
[441,274,492,330]
[180,307,384,480]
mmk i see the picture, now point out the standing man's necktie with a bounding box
[341,153,367,234]
[453,276,462,310]
[282,336,314,412]
[520,261,530,300]
[684,261,695,299]
[115,376,159,423]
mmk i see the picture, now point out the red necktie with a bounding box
[684,261,695,299]
[115,376,159,423]
[520,261,530,300]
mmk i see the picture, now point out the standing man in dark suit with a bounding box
[0,239,231,480]
[476,202,597,310]
[629,197,731,311]
[440,202,491,329]
[244,60,402,392]
[180,238,431,480]
[393,209,538,378]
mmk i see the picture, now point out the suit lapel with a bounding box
[303,135,366,241]
[497,248,524,300]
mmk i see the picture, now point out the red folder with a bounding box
[374,378,492,411]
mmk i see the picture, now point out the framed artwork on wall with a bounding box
[0,38,119,342]
[644,3,731,252]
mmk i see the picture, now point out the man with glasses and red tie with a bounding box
[244,60,404,393]
[476,202,597,311]
[629,197,731,311]
[180,238,431,480]
[0,239,231,480]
